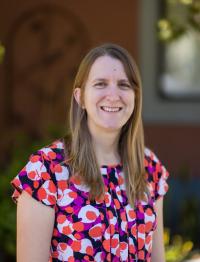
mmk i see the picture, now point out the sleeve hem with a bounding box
[11,179,56,209]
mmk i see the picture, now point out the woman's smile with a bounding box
[100,106,123,112]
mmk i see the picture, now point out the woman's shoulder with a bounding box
[144,147,161,164]
[144,146,169,200]
[31,137,70,165]
[26,138,66,171]
[29,137,71,182]
[36,138,65,157]
[11,137,70,207]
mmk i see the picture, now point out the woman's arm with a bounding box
[151,197,166,262]
[17,191,55,262]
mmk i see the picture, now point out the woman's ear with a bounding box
[73,88,84,108]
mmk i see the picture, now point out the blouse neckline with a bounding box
[100,163,123,168]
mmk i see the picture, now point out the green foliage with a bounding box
[0,128,64,259]
[0,42,5,64]
[157,0,200,42]
[179,198,200,245]
[164,228,194,261]
[164,228,200,261]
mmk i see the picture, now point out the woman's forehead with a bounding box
[87,55,128,81]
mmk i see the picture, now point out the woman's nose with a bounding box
[105,85,120,100]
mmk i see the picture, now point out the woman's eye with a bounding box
[94,82,106,88]
[119,83,131,89]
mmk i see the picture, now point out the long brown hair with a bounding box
[63,43,147,207]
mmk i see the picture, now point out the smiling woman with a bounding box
[11,43,169,261]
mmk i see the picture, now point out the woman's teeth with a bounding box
[101,106,122,112]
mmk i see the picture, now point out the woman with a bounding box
[11,43,169,261]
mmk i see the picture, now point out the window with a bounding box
[159,0,200,100]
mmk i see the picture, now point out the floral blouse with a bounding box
[11,138,169,262]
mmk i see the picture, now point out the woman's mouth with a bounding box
[100,106,122,112]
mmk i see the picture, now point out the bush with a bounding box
[0,129,62,261]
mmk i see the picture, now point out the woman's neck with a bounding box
[89,126,121,166]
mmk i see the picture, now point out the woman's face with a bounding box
[74,55,135,135]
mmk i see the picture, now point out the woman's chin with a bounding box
[100,123,122,132]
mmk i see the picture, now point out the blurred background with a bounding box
[0,0,200,261]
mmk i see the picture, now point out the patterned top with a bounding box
[11,138,169,262]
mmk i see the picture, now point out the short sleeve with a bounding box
[144,148,169,201]
[11,148,58,208]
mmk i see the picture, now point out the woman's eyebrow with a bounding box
[91,78,107,83]
[118,79,130,83]
[91,78,130,83]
